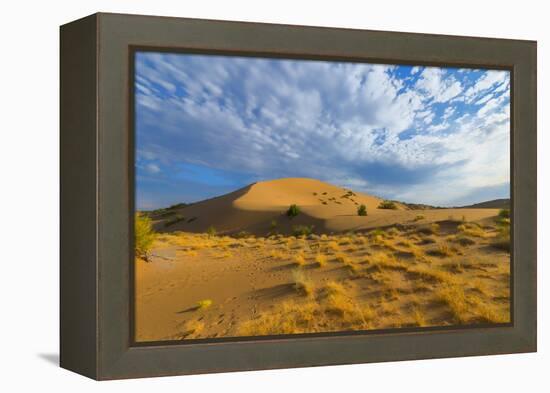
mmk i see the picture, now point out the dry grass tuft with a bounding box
[314,253,328,267]
[436,284,468,323]
[181,320,205,339]
[457,223,487,238]
[269,249,286,260]
[369,253,408,271]
[292,269,314,296]
[324,281,346,296]
[294,253,306,266]
[197,299,213,309]
[327,241,340,252]
[178,249,199,257]
[215,250,233,259]
[335,253,351,264]
[412,307,427,327]
[238,301,319,336]
[429,243,454,257]
[408,265,458,284]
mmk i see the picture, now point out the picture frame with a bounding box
[60,12,537,380]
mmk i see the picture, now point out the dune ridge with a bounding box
[149,177,500,236]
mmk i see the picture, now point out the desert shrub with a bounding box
[387,227,400,237]
[325,281,346,296]
[429,243,454,257]
[493,221,510,251]
[457,223,486,238]
[413,214,425,222]
[164,214,186,227]
[206,226,217,237]
[196,299,213,309]
[378,200,398,210]
[498,209,510,219]
[369,228,386,238]
[135,213,156,260]
[292,224,314,237]
[287,204,300,218]
[357,204,368,216]
[435,284,468,324]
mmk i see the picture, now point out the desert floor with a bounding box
[135,214,510,342]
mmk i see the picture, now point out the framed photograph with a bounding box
[60,13,537,380]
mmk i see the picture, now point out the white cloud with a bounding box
[415,67,463,103]
[464,70,508,103]
[145,163,161,174]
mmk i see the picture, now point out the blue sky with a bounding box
[135,52,510,210]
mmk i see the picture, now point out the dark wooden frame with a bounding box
[60,12,537,380]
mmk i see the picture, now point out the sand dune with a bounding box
[137,177,510,341]
[150,177,501,236]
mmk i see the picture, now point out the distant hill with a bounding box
[460,199,510,209]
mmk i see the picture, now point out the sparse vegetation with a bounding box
[378,200,398,210]
[498,208,510,219]
[206,225,217,237]
[292,224,314,237]
[493,219,510,251]
[286,204,300,218]
[138,186,510,340]
[357,204,368,216]
[135,213,156,260]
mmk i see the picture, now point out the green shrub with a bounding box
[357,204,368,216]
[378,200,398,210]
[206,226,217,237]
[292,225,314,237]
[287,204,300,218]
[498,209,510,219]
[135,213,156,260]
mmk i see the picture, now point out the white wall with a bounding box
[0,0,546,391]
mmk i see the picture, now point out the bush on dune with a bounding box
[378,200,398,210]
[135,213,156,261]
[498,209,510,219]
[292,224,314,237]
[357,204,368,216]
[287,204,300,218]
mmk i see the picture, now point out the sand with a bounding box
[136,178,510,341]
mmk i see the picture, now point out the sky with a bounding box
[135,52,510,210]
